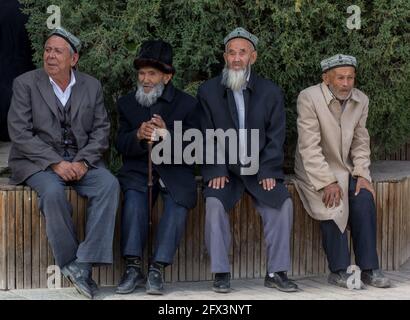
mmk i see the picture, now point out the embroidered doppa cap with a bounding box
[320,54,357,72]
[224,27,259,49]
[47,27,82,53]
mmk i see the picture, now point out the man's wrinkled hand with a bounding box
[71,161,88,181]
[355,176,375,201]
[50,161,77,181]
[137,121,157,141]
[259,178,276,191]
[208,176,230,189]
[151,114,166,129]
[322,182,343,208]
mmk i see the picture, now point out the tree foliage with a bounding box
[19,0,410,170]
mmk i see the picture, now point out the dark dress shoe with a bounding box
[213,272,231,293]
[146,263,165,295]
[84,269,99,295]
[116,266,146,294]
[328,270,349,288]
[328,270,364,289]
[361,269,391,288]
[264,272,298,292]
[61,261,93,299]
[87,278,98,295]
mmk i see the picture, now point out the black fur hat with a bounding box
[134,40,175,74]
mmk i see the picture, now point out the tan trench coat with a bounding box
[293,82,372,232]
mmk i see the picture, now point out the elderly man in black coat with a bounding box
[197,27,298,293]
[115,40,198,295]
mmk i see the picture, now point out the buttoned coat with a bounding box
[293,82,372,232]
[197,72,290,212]
[115,83,199,210]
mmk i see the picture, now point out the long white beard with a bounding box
[221,64,250,91]
[135,82,165,107]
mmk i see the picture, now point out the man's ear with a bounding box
[71,53,79,67]
[163,73,173,85]
[223,52,228,65]
[322,72,329,84]
[250,50,257,65]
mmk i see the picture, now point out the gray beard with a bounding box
[327,84,352,101]
[221,64,250,91]
[135,82,165,107]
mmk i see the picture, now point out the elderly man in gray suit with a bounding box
[7,27,120,299]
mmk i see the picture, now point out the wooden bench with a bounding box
[1,161,410,290]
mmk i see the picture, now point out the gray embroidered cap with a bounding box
[223,27,259,49]
[47,27,82,53]
[320,54,357,72]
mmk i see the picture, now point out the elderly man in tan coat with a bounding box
[294,54,390,289]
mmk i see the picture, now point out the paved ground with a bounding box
[1,270,410,300]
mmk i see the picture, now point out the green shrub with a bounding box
[19,0,410,171]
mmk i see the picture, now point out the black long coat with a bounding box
[197,72,290,211]
[116,83,199,210]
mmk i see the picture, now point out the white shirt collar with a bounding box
[49,70,76,93]
[49,70,76,106]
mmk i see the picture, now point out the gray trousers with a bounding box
[205,197,293,273]
[26,167,120,268]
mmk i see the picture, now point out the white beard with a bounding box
[135,82,165,107]
[221,64,250,91]
[327,84,352,101]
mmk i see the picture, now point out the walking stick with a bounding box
[147,140,154,268]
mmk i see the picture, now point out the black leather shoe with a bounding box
[61,261,93,299]
[116,266,146,294]
[84,269,99,295]
[328,270,364,289]
[87,277,98,295]
[361,269,391,288]
[213,273,231,293]
[264,272,298,292]
[146,263,165,295]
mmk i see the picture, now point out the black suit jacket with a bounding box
[197,72,290,211]
[115,83,199,209]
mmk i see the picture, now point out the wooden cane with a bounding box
[147,140,154,267]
